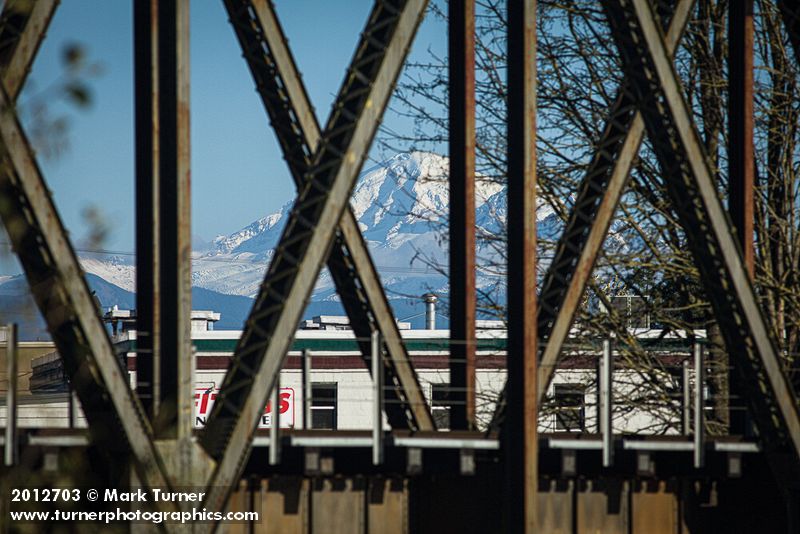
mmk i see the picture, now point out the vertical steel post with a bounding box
[600,339,614,467]
[156,0,192,439]
[728,0,755,277]
[694,343,705,468]
[682,359,691,434]
[448,0,476,430]
[372,331,384,465]
[68,388,75,429]
[4,324,17,467]
[269,370,280,465]
[134,0,161,419]
[302,349,311,429]
[728,0,754,436]
[505,0,537,530]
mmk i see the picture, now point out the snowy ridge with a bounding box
[79,255,136,293]
[78,152,565,301]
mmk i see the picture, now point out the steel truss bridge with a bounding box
[0,0,799,532]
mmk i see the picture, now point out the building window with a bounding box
[310,383,337,430]
[554,384,586,432]
[431,383,450,430]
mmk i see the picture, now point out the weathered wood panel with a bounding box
[255,476,308,534]
[367,477,407,534]
[537,478,572,533]
[311,477,365,534]
[576,480,628,534]
[631,481,679,534]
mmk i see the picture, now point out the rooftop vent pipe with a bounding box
[423,293,438,330]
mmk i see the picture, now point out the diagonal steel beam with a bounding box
[223,0,433,431]
[0,0,58,101]
[488,0,693,432]
[601,0,800,459]
[200,0,428,516]
[535,0,693,402]
[0,78,174,503]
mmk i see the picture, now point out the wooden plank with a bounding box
[576,480,628,534]
[631,481,679,534]
[311,478,365,534]
[225,480,251,534]
[367,477,407,534]
[255,477,308,534]
[536,479,572,533]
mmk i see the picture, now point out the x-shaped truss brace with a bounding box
[601,0,800,460]
[494,0,800,470]
[490,0,693,429]
[8,0,798,526]
[199,0,430,517]
[487,0,800,489]
[221,0,433,433]
[536,0,694,403]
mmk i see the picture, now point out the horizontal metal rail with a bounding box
[12,431,762,455]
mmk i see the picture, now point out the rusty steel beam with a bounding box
[504,0,537,531]
[223,0,433,431]
[728,0,754,436]
[448,0,476,430]
[0,76,174,507]
[200,0,428,519]
[728,0,755,279]
[601,0,800,460]
[134,0,161,420]
[4,323,17,467]
[154,0,193,441]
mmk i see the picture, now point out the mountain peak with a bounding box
[80,152,564,300]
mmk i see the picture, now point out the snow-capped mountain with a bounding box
[79,151,564,307]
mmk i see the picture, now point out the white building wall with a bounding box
[0,366,686,434]
[5,329,694,435]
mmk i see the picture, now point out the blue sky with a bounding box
[19,1,445,257]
